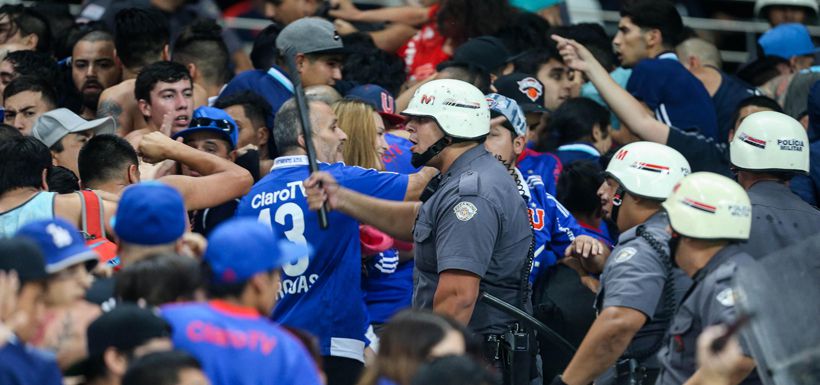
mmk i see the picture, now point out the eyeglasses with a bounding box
[190,117,236,134]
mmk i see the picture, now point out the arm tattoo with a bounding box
[97,99,123,121]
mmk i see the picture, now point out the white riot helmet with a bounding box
[605,141,691,200]
[729,111,809,173]
[755,0,818,18]
[663,172,752,240]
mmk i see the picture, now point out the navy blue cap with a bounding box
[0,238,47,282]
[16,218,98,274]
[437,36,511,73]
[172,106,239,148]
[113,183,187,246]
[346,84,406,125]
[204,218,310,284]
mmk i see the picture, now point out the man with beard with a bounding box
[71,28,122,119]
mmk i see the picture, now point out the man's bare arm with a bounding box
[139,132,253,211]
[434,270,480,325]
[97,98,124,135]
[406,167,439,201]
[560,306,647,385]
[305,171,419,241]
[553,35,670,144]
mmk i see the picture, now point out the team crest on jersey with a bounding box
[716,288,735,307]
[517,77,543,102]
[614,247,637,263]
[454,201,478,221]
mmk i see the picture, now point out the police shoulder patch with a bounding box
[716,288,735,307]
[614,247,637,263]
[453,201,478,222]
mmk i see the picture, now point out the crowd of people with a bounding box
[0,0,818,385]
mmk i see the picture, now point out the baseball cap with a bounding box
[172,106,239,148]
[15,218,98,274]
[346,84,406,125]
[276,17,347,56]
[437,36,511,74]
[494,73,550,114]
[0,238,47,283]
[113,183,187,246]
[758,23,820,60]
[486,93,528,137]
[204,217,310,285]
[32,108,115,148]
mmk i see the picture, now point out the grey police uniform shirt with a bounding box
[736,181,820,260]
[656,245,761,385]
[594,211,692,382]
[413,145,534,336]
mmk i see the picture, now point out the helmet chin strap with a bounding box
[610,186,626,224]
[411,136,451,168]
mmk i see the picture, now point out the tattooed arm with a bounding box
[97,98,124,135]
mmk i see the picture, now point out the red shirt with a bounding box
[397,5,450,82]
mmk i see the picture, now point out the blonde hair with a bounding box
[333,99,383,170]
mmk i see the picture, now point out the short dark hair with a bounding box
[31,2,74,58]
[551,23,617,72]
[0,136,51,195]
[3,50,62,90]
[495,12,552,55]
[0,4,51,53]
[437,65,491,94]
[0,124,22,143]
[122,351,202,385]
[172,18,231,87]
[134,61,191,103]
[116,253,202,307]
[250,23,282,70]
[341,37,407,97]
[411,355,497,385]
[46,166,79,194]
[513,46,563,75]
[78,134,138,187]
[213,91,272,129]
[620,0,684,48]
[3,75,58,110]
[201,261,251,298]
[557,160,605,218]
[67,23,114,58]
[114,8,169,70]
[550,98,610,145]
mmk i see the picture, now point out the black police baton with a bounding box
[283,47,329,229]
[480,292,577,356]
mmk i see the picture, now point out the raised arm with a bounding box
[330,0,430,26]
[305,171,419,241]
[552,35,670,144]
[138,132,253,211]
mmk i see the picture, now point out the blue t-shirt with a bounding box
[517,148,562,196]
[235,155,408,361]
[0,337,62,385]
[161,301,322,385]
[363,249,414,324]
[712,70,759,143]
[522,170,584,282]
[382,133,421,174]
[219,66,294,128]
[555,142,600,167]
[627,58,719,140]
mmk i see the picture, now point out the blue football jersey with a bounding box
[517,148,562,196]
[363,249,414,325]
[519,168,584,283]
[161,301,322,385]
[382,133,421,174]
[235,155,408,361]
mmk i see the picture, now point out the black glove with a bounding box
[548,375,569,385]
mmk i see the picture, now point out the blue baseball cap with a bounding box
[15,218,98,274]
[346,84,406,125]
[172,106,239,148]
[113,183,187,246]
[486,93,528,137]
[204,218,310,284]
[759,23,819,60]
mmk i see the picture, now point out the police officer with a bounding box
[729,111,820,259]
[553,142,692,385]
[656,172,760,385]
[305,79,534,382]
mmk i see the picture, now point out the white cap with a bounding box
[663,172,751,240]
[605,141,691,200]
[755,0,818,17]
[730,111,809,173]
[402,79,490,139]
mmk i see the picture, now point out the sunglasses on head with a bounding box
[190,117,235,134]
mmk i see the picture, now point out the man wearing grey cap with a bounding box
[275,17,347,87]
[32,108,115,177]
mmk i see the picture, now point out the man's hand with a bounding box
[304,171,343,211]
[139,131,180,164]
[693,326,745,385]
[552,35,600,75]
[565,235,609,274]
[179,232,207,259]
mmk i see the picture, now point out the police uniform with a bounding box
[656,245,760,385]
[736,181,820,259]
[413,144,533,336]
[595,212,692,385]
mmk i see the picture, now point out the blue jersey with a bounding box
[382,133,421,174]
[555,142,601,166]
[161,301,322,385]
[236,155,408,361]
[517,148,562,196]
[0,337,61,385]
[363,249,414,324]
[518,168,583,282]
